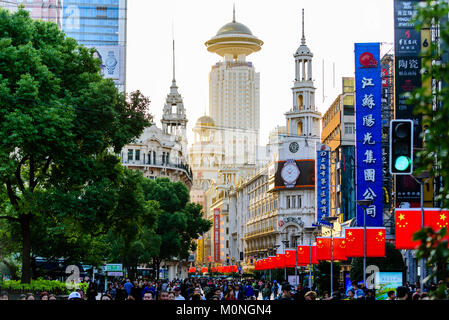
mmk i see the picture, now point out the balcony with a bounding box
[121,159,193,180]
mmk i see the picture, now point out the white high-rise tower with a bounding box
[203,7,263,168]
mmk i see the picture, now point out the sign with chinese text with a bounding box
[355,43,383,227]
[213,209,221,262]
[316,143,330,223]
[394,0,422,207]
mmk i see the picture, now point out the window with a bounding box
[292,196,296,208]
[286,196,290,209]
[344,123,355,134]
[343,105,355,116]
[298,195,302,208]
[128,149,133,161]
[135,150,140,161]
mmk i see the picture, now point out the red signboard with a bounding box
[214,208,221,262]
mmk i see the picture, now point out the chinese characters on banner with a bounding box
[316,143,330,223]
[394,0,422,207]
[355,43,383,227]
[213,208,221,262]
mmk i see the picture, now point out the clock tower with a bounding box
[270,9,322,252]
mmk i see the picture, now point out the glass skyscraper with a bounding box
[62,0,127,92]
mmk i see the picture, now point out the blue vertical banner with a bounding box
[316,143,330,223]
[355,43,383,227]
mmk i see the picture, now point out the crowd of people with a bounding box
[0,277,447,301]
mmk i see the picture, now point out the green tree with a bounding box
[0,8,151,283]
[349,242,406,283]
[407,0,449,290]
[314,261,341,295]
[141,177,211,279]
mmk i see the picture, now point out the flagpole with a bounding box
[322,216,338,295]
[411,172,430,293]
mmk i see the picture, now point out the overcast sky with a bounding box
[126,0,394,145]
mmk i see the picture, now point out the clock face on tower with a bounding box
[289,142,299,153]
[281,160,300,188]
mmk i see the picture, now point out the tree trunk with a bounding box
[20,214,32,284]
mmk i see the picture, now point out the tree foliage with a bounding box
[349,242,406,283]
[0,8,151,283]
[407,0,449,288]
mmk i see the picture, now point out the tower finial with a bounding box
[233,3,236,22]
[172,21,176,83]
[301,8,305,45]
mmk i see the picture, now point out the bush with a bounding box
[0,278,72,295]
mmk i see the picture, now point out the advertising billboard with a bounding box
[316,143,330,223]
[354,43,383,227]
[213,209,221,262]
[274,160,315,190]
[375,272,404,300]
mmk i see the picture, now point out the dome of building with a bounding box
[216,22,253,36]
[196,116,215,127]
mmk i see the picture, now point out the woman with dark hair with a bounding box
[86,281,98,301]
[225,289,236,301]
[40,291,49,300]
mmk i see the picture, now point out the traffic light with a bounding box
[389,119,414,175]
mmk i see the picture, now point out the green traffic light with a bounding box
[394,156,411,171]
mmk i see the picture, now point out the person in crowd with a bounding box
[123,279,133,296]
[387,290,396,300]
[277,284,294,300]
[86,281,98,301]
[130,281,142,301]
[234,284,245,300]
[143,292,153,300]
[48,294,57,300]
[100,293,112,300]
[0,292,9,300]
[174,287,185,300]
[322,291,330,300]
[115,282,128,301]
[396,286,409,300]
[39,291,49,300]
[365,289,375,301]
[262,283,271,300]
[159,290,170,300]
[304,291,317,301]
[330,291,342,300]
[68,292,82,300]
[225,289,236,300]
[168,292,175,300]
[344,289,355,300]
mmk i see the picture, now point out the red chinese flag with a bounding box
[188,267,196,273]
[367,227,386,257]
[232,265,238,273]
[201,267,208,273]
[345,228,365,257]
[285,250,296,268]
[276,254,285,269]
[268,256,275,270]
[316,237,331,260]
[297,245,318,265]
[425,209,449,241]
[395,209,422,249]
[332,237,347,261]
[311,246,318,264]
[297,246,309,265]
[262,259,267,270]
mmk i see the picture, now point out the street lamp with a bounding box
[411,171,431,292]
[303,226,319,289]
[292,233,303,287]
[322,215,338,295]
[357,199,374,288]
[272,244,280,283]
[281,232,289,282]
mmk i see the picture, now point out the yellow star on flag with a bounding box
[440,214,447,221]
[399,214,405,220]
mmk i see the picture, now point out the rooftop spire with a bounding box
[172,38,176,82]
[301,8,306,45]
[233,3,236,22]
